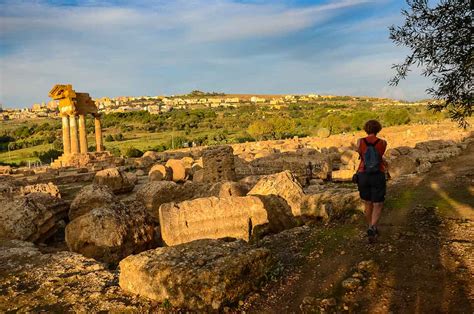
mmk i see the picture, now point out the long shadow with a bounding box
[384,142,473,312]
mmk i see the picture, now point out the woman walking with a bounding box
[356,120,387,242]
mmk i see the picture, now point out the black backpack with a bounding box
[363,138,381,173]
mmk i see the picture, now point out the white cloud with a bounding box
[0,0,429,107]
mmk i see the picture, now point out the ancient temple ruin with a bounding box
[49,84,113,168]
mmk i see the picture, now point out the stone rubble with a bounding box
[0,193,68,243]
[0,239,154,312]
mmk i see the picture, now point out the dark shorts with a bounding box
[357,171,386,203]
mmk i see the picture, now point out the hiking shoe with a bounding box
[373,226,379,236]
[367,227,375,237]
[367,226,376,243]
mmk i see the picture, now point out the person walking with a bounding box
[356,120,387,242]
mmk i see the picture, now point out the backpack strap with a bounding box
[363,138,380,146]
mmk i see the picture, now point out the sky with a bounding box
[0,0,431,108]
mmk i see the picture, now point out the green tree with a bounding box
[247,120,274,140]
[383,109,411,126]
[268,117,296,139]
[390,0,472,127]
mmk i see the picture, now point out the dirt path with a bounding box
[243,142,474,313]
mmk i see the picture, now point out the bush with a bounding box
[33,149,63,164]
[105,134,114,142]
[114,133,124,141]
[247,120,273,141]
[124,147,144,158]
[317,128,331,138]
[383,109,410,126]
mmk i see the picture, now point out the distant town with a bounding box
[0,90,428,121]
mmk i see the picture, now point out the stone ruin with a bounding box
[201,145,236,182]
[0,129,472,311]
[48,84,115,168]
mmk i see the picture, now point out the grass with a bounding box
[302,224,357,256]
[0,128,222,164]
[385,189,416,211]
[0,144,51,164]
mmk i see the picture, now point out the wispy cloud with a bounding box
[0,0,429,107]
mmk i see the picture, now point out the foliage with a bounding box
[268,117,296,139]
[247,120,274,140]
[124,147,144,158]
[389,0,472,127]
[382,109,411,126]
[105,134,114,142]
[33,149,62,164]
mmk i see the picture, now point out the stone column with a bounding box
[94,115,103,152]
[78,114,88,154]
[69,115,80,154]
[61,115,71,155]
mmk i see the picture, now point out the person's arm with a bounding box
[381,140,387,155]
[381,140,388,169]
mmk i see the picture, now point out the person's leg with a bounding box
[371,202,384,227]
[370,172,386,231]
[364,201,374,226]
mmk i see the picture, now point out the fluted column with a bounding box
[78,114,88,153]
[61,115,71,155]
[94,115,103,152]
[69,115,80,154]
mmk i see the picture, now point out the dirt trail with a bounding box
[244,142,474,313]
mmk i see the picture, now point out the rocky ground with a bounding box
[0,127,472,312]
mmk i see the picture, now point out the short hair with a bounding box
[364,120,382,135]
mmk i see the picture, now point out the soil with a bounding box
[242,141,474,313]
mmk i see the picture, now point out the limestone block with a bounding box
[416,160,432,173]
[142,151,161,160]
[165,159,187,182]
[0,193,68,243]
[69,184,115,221]
[181,156,194,168]
[331,169,355,182]
[215,181,248,197]
[19,182,61,198]
[202,146,236,183]
[0,166,12,175]
[248,171,305,216]
[415,139,456,152]
[192,169,204,182]
[159,195,297,246]
[148,164,172,182]
[119,239,272,310]
[65,202,155,264]
[388,156,417,178]
[301,190,362,218]
[93,167,135,194]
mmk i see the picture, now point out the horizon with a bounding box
[0,0,432,109]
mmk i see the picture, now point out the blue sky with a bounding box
[0,0,430,108]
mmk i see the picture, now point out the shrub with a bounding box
[33,149,63,164]
[247,120,273,141]
[114,133,124,141]
[105,134,114,142]
[317,128,331,138]
[124,147,144,158]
